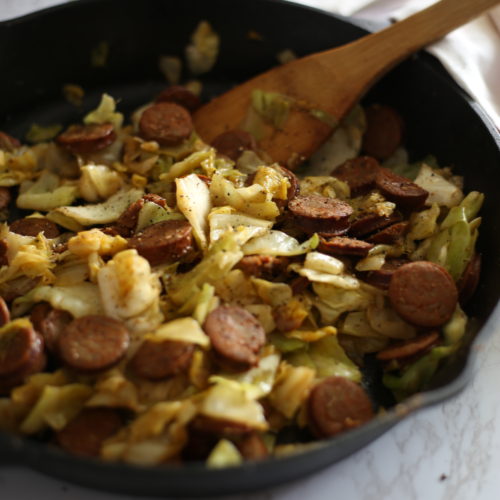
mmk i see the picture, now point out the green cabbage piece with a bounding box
[269,332,307,353]
[84,93,123,129]
[243,231,318,256]
[206,439,243,468]
[25,123,62,144]
[136,201,184,233]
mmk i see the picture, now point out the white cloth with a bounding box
[300,0,500,129]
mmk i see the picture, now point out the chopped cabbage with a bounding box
[185,21,220,75]
[84,93,123,129]
[136,202,184,233]
[79,164,123,202]
[414,164,463,208]
[407,203,440,240]
[161,149,215,182]
[304,251,344,274]
[299,175,350,200]
[366,305,417,339]
[145,317,210,349]
[251,278,292,307]
[243,231,318,256]
[207,439,243,468]
[85,372,140,411]
[25,123,62,143]
[340,311,382,338]
[68,228,127,258]
[291,266,360,289]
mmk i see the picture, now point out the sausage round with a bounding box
[0,297,10,327]
[349,212,402,238]
[362,104,404,160]
[236,432,269,461]
[56,123,116,154]
[458,253,481,306]
[367,221,409,244]
[139,102,193,146]
[0,187,11,211]
[388,261,458,327]
[308,376,374,438]
[375,168,428,210]
[0,131,21,152]
[376,331,440,361]
[58,315,130,373]
[55,408,123,457]
[156,85,201,113]
[128,339,194,380]
[211,130,257,161]
[203,305,266,368]
[318,236,373,257]
[9,217,60,239]
[128,219,194,266]
[0,239,7,267]
[332,156,380,196]
[235,255,290,280]
[288,195,353,235]
[276,165,300,202]
[30,302,73,354]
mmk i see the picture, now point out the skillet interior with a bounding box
[0,0,499,496]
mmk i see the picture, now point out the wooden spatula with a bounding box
[193,0,499,168]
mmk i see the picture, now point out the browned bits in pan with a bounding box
[0,297,10,328]
[139,102,193,146]
[128,220,194,266]
[375,168,428,210]
[458,253,481,306]
[318,236,374,257]
[55,408,124,457]
[235,255,290,280]
[362,104,404,160]
[388,261,458,327]
[156,85,202,113]
[9,217,60,239]
[0,131,21,152]
[0,187,11,211]
[56,122,116,154]
[376,331,440,361]
[203,305,266,368]
[349,211,402,239]
[58,315,130,373]
[211,129,257,161]
[288,194,352,235]
[367,221,409,244]
[308,376,374,438]
[30,302,73,354]
[129,339,194,380]
[332,156,380,196]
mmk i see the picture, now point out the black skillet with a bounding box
[0,0,499,496]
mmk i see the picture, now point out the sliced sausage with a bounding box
[308,376,374,438]
[376,331,440,361]
[332,156,380,196]
[0,276,39,303]
[235,432,269,461]
[58,315,130,373]
[235,255,290,280]
[362,104,404,160]
[128,219,194,266]
[361,258,409,290]
[375,168,428,210]
[139,102,193,146]
[0,239,7,267]
[458,253,481,306]
[290,275,310,295]
[367,221,409,244]
[30,302,73,354]
[288,195,353,235]
[276,165,299,202]
[0,187,11,211]
[56,123,116,155]
[388,261,458,327]
[129,339,194,380]
[56,408,124,457]
[155,85,201,112]
[349,211,402,239]
[203,305,266,368]
[0,131,21,151]
[318,236,373,257]
[0,324,46,390]
[9,217,60,239]
[0,297,9,327]
[190,415,252,437]
[211,129,257,161]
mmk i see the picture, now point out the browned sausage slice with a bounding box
[30,302,73,354]
[128,339,194,380]
[156,85,201,112]
[204,305,266,368]
[288,195,353,235]
[139,102,193,146]
[318,236,374,257]
[458,253,481,306]
[375,168,428,210]
[367,221,409,244]
[361,258,409,290]
[0,297,10,327]
[362,104,404,160]
[0,131,21,152]
[332,156,380,196]
[235,255,290,280]
[128,220,194,266]
[388,261,458,327]
[376,331,440,361]
[349,211,402,238]
[55,408,124,457]
[58,315,130,373]
[190,415,252,437]
[0,187,11,211]
[308,376,374,438]
[277,165,300,201]
[211,130,257,161]
[9,217,60,239]
[236,432,269,461]
[0,239,7,267]
[57,123,116,154]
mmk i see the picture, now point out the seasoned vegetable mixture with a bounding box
[0,85,482,466]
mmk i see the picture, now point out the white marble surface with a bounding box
[1,1,500,499]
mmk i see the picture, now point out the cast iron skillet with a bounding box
[0,0,499,496]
